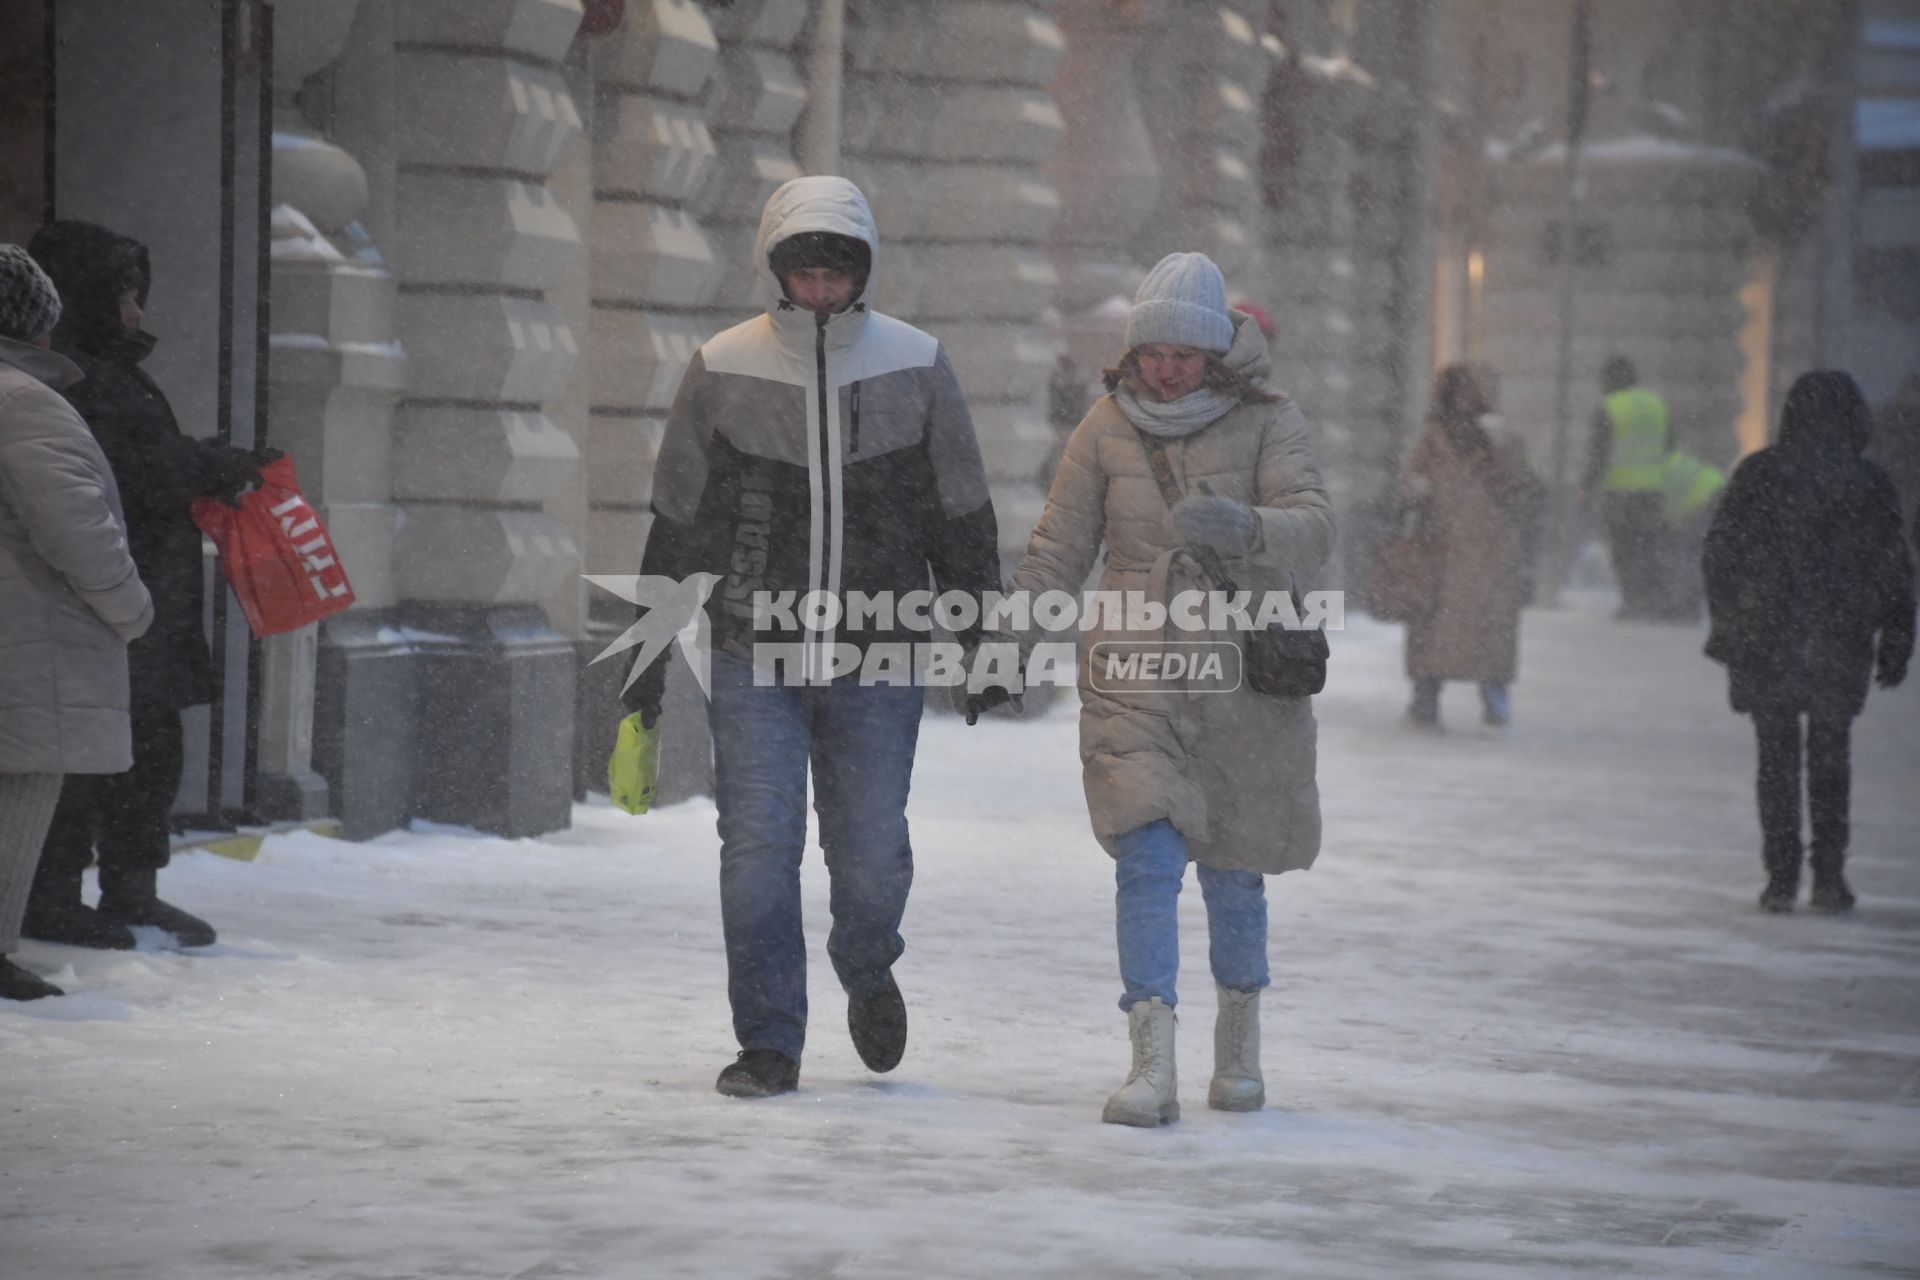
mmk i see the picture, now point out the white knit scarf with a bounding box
[1114,383,1242,439]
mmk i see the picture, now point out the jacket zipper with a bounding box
[814,312,833,626]
[849,380,861,455]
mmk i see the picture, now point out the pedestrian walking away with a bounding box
[1703,370,1915,914]
[976,251,1334,1127]
[0,243,153,1000]
[619,175,1000,1098]
[22,221,271,952]
[1583,355,1673,621]
[1397,363,1542,734]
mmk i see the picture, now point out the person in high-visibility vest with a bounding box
[1581,355,1672,619]
[1658,448,1727,622]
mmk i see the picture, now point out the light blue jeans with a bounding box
[707,652,924,1060]
[1113,818,1269,1011]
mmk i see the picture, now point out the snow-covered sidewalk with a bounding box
[5,595,1917,1279]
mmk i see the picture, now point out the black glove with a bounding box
[964,684,1014,726]
[204,444,266,508]
[963,636,1023,725]
[1876,647,1909,690]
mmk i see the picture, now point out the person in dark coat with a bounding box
[1703,371,1916,914]
[20,221,267,950]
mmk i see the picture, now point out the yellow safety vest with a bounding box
[1659,451,1726,525]
[1604,388,1670,493]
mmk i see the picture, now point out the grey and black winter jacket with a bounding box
[624,177,998,715]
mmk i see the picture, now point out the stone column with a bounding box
[1137,3,1274,282]
[383,0,587,837]
[840,0,1066,554]
[1253,0,1439,570]
[1046,0,1173,465]
[576,0,743,802]
[266,0,408,825]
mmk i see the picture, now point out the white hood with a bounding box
[751,175,880,319]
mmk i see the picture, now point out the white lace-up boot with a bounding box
[1102,997,1179,1126]
[1208,984,1264,1112]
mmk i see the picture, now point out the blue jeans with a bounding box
[707,652,924,1060]
[1113,819,1269,1011]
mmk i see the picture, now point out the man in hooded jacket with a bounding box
[621,176,999,1097]
[1704,370,1915,914]
[21,222,267,951]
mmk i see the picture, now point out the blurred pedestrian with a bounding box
[1704,371,1915,913]
[1399,363,1541,733]
[0,244,152,999]
[1656,446,1726,623]
[979,252,1333,1126]
[1582,355,1672,620]
[21,221,266,951]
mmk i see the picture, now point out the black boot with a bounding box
[0,957,63,1000]
[1808,861,1855,914]
[1758,868,1799,913]
[97,865,217,947]
[848,975,908,1073]
[1758,842,1800,914]
[21,868,137,950]
[715,1049,800,1098]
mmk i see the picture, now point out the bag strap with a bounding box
[1136,430,1241,596]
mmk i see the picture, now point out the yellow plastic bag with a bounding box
[607,713,661,815]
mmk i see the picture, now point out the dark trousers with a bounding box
[1751,708,1852,876]
[33,711,183,896]
[1604,492,1668,618]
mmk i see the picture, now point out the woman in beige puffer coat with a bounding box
[1000,253,1333,1126]
[0,243,152,1001]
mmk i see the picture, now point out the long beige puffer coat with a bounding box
[0,336,153,774]
[1008,318,1335,874]
[1399,420,1536,684]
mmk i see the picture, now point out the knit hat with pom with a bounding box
[1125,251,1232,354]
[0,243,62,343]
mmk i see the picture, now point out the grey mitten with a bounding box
[1171,485,1261,556]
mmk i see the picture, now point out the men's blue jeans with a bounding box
[1113,818,1268,1012]
[707,652,924,1060]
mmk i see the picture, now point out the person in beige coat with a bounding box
[1399,363,1540,733]
[0,244,153,1000]
[982,253,1334,1125]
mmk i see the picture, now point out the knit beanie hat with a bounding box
[0,243,62,343]
[1126,252,1232,354]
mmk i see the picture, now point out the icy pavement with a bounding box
[4,593,1918,1280]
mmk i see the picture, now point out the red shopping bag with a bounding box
[191,456,355,636]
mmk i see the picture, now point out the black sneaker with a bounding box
[1758,872,1798,914]
[0,957,63,1001]
[21,899,136,950]
[98,895,217,948]
[1808,872,1855,915]
[848,975,907,1073]
[715,1049,800,1098]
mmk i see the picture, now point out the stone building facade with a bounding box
[1,0,1899,840]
